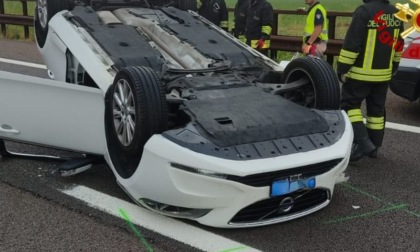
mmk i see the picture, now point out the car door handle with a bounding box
[0,125,20,135]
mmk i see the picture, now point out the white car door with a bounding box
[0,71,106,155]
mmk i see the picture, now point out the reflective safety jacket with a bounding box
[303,2,328,43]
[245,0,273,49]
[198,0,228,30]
[337,0,404,83]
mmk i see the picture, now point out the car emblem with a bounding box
[278,197,294,213]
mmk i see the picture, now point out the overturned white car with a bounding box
[390,31,420,102]
[0,0,353,227]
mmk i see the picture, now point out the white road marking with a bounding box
[0,57,47,69]
[63,185,260,252]
[386,121,420,134]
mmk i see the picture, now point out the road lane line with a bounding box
[62,185,261,252]
[386,121,420,134]
[0,57,47,69]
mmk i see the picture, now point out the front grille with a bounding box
[227,159,342,187]
[230,189,330,224]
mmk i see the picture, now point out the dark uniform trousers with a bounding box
[341,79,388,147]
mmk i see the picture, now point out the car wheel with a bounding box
[280,57,340,110]
[105,66,168,179]
[35,0,73,48]
[177,0,197,11]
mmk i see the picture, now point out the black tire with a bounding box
[280,57,340,110]
[177,0,197,11]
[35,0,73,48]
[105,66,168,179]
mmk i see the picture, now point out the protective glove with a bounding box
[337,71,346,83]
[256,39,265,49]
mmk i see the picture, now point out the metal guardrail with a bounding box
[0,0,32,38]
[0,1,351,62]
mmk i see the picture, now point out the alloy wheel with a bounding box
[113,79,136,146]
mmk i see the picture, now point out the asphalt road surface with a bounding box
[1,39,420,252]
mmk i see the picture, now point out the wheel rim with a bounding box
[283,69,317,108]
[37,0,48,29]
[113,79,136,146]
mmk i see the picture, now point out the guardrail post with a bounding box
[0,0,6,37]
[270,13,279,59]
[327,16,337,65]
[21,0,29,39]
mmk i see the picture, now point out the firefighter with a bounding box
[302,0,328,57]
[245,0,273,55]
[198,0,229,31]
[232,0,250,43]
[337,0,404,162]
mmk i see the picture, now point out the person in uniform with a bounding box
[245,0,273,55]
[232,0,250,43]
[198,0,229,31]
[301,0,328,57]
[337,0,404,162]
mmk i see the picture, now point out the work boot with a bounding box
[350,137,377,162]
[368,147,379,158]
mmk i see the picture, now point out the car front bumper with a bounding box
[390,66,420,101]
[108,111,353,228]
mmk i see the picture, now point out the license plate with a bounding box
[270,176,316,197]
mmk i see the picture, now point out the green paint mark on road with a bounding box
[119,208,154,252]
[324,204,407,224]
[219,246,248,252]
[340,182,420,219]
[403,209,420,218]
[341,182,383,202]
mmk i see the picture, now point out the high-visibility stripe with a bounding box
[366,124,384,130]
[338,49,358,65]
[347,109,363,123]
[392,30,401,63]
[340,49,358,59]
[261,26,272,36]
[363,29,376,70]
[350,67,392,76]
[367,116,384,130]
[388,30,399,67]
[250,39,271,49]
[338,55,355,65]
[347,71,392,82]
[348,109,362,117]
[238,35,246,43]
[348,66,392,81]
[197,0,202,8]
[367,116,384,124]
[220,21,228,28]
